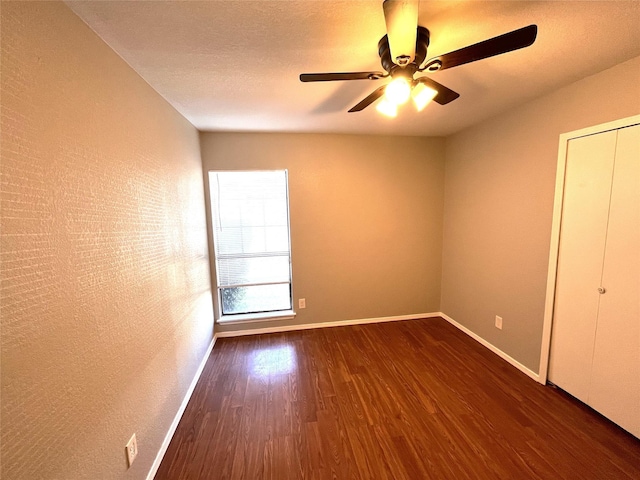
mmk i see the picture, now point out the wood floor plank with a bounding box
[155,318,640,479]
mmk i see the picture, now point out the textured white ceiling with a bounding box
[67,1,640,136]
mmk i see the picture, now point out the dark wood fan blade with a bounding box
[427,25,537,71]
[300,72,386,82]
[348,85,387,112]
[416,77,460,105]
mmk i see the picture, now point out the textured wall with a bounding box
[200,132,446,333]
[1,2,213,479]
[441,56,640,372]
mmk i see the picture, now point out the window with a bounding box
[209,170,292,319]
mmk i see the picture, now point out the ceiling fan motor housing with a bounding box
[378,26,430,79]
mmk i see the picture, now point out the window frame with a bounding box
[208,169,295,324]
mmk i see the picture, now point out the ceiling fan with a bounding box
[300,0,537,117]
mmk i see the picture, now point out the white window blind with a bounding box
[209,170,292,316]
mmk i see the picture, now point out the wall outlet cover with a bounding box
[126,433,138,467]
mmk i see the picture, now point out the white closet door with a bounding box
[548,130,617,403]
[589,124,640,437]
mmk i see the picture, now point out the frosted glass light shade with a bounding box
[385,78,411,105]
[412,83,438,111]
[376,98,398,117]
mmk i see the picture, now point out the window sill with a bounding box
[216,310,296,325]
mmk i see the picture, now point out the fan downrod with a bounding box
[378,26,430,77]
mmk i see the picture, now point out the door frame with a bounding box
[538,114,640,384]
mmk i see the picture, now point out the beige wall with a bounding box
[200,132,446,333]
[1,3,212,479]
[441,56,640,372]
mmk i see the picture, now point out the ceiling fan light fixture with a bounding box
[412,83,438,111]
[300,2,537,116]
[376,98,398,117]
[385,77,412,105]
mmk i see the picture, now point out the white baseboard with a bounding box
[146,335,217,480]
[439,312,541,383]
[216,312,441,338]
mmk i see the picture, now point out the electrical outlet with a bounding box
[495,315,503,330]
[298,298,306,309]
[125,433,138,468]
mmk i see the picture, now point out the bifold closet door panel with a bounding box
[589,124,640,437]
[548,130,617,403]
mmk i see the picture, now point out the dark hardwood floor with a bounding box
[155,318,640,479]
